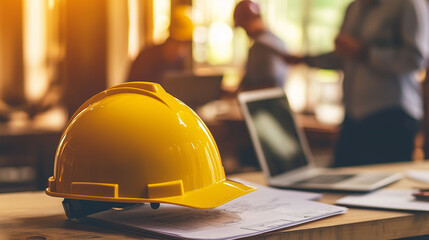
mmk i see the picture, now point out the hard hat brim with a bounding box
[160,179,257,208]
[46,179,257,209]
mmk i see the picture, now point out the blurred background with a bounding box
[0,0,426,192]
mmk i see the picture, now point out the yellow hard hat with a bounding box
[46,82,256,218]
[169,5,194,41]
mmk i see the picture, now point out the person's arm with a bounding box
[283,2,356,70]
[304,52,343,70]
[283,52,343,70]
[367,0,428,74]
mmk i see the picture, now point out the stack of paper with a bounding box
[407,170,429,184]
[87,180,347,240]
[337,189,429,211]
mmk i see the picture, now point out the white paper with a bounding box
[337,189,429,211]
[88,183,346,240]
[407,170,429,184]
[230,178,322,201]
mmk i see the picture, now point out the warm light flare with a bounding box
[153,0,170,44]
[285,72,307,112]
[48,0,55,10]
[128,0,139,58]
[23,0,48,102]
[207,22,233,64]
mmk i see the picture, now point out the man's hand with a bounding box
[334,35,367,60]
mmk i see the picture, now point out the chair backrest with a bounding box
[161,72,223,109]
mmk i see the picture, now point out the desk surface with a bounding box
[2,161,429,240]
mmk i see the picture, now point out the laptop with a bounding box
[238,87,402,192]
[161,72,223,109]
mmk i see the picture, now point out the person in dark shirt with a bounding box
[128,5,193,83]
[233,0,289,91]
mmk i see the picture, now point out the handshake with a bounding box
[281,34,367,65]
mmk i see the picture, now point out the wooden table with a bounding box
[2,161,429,240]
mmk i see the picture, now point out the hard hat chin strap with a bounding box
[62,198,138,219]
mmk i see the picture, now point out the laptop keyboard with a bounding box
[296,174,355,184]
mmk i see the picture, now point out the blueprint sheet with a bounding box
[88,180,347,240]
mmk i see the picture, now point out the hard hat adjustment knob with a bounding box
[150,202,160,210]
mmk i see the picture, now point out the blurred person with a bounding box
[234,0,289,91]
[284,0,429,167]
[127,5,193,83]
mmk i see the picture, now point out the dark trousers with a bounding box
[333,108,420,167]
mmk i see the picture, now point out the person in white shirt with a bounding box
[285,0,429,167]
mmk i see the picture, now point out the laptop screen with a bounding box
[245,96,308,177]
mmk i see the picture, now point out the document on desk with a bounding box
[230,178,323,200]
[406,170,429,184]
[87,183,347,240]
[337,189,429,211]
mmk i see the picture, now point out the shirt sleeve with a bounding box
[367,0,429,74]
